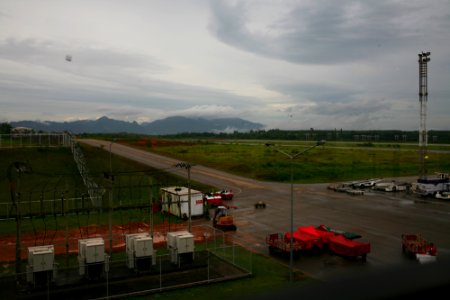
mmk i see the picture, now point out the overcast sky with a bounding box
[1,0,449,130]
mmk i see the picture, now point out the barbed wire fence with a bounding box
[69,135,105,207]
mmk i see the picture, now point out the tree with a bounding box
[0,122,12,134]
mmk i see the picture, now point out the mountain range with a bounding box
[10,116,264,135]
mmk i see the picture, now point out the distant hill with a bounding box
[10,116,264,135]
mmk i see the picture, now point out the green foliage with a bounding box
[149,129,450,144]
[0,123,12,134]
[0,147,84,204]
[144,251,314,300]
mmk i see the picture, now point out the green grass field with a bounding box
[125,139,450,183]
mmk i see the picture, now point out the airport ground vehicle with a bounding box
[214,190,234,200]
[412,173,450,196]
[203,192,223,207]
[254,201,266,208]
[212,205,237,231]
[401,234,437,263]
[265,233,302,256]
[328,234,370,261]
[266,225,370,261]
[373,180,410,192]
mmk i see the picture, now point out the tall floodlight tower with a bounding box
[418,51,430,180]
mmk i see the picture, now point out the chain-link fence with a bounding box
[0,133,71,148]
[0,224,252,299]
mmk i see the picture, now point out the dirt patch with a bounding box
[0,221,208,262]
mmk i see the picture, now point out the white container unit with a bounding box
[160,187,204,219]
[167,231,195,265]
[78,237,105,278]
[126,233,154,271]
[26,245,55,285]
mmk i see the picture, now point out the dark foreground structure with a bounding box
[2,250,251,300]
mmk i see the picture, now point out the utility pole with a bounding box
[7,162,32,278]
[266,141,325,283]
[175,162,194,232]
[107,139,115,255]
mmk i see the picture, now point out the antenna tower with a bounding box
[418,51,430,180]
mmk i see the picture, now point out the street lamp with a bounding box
[266,140,326,283]
[175,162,194,232]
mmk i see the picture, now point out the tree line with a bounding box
[2,122,450,144]
[165,129,450,144]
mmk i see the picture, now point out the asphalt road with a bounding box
[80,139,450,284]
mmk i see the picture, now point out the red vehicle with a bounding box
[214,190,234,200]
[298,225,336,245]
[267,225,370,261]
[266,226,324,254]
[328,235,371,261]
[401,234,437,263]
[203,192,223,207]
[266,233,302,256]
[285,228,325,250]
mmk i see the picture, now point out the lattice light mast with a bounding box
[418,51,430,180]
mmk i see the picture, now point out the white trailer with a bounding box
[373,180,410,192]
[160,186,204,219]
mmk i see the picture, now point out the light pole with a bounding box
[175,162,194,232]
[108,139,116,255]
[109,139,116,177]
[266,140,325,283]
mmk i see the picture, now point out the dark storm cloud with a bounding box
[267,80,392,124]
[208,0,445,65]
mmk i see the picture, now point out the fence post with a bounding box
[159,255,162,290]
